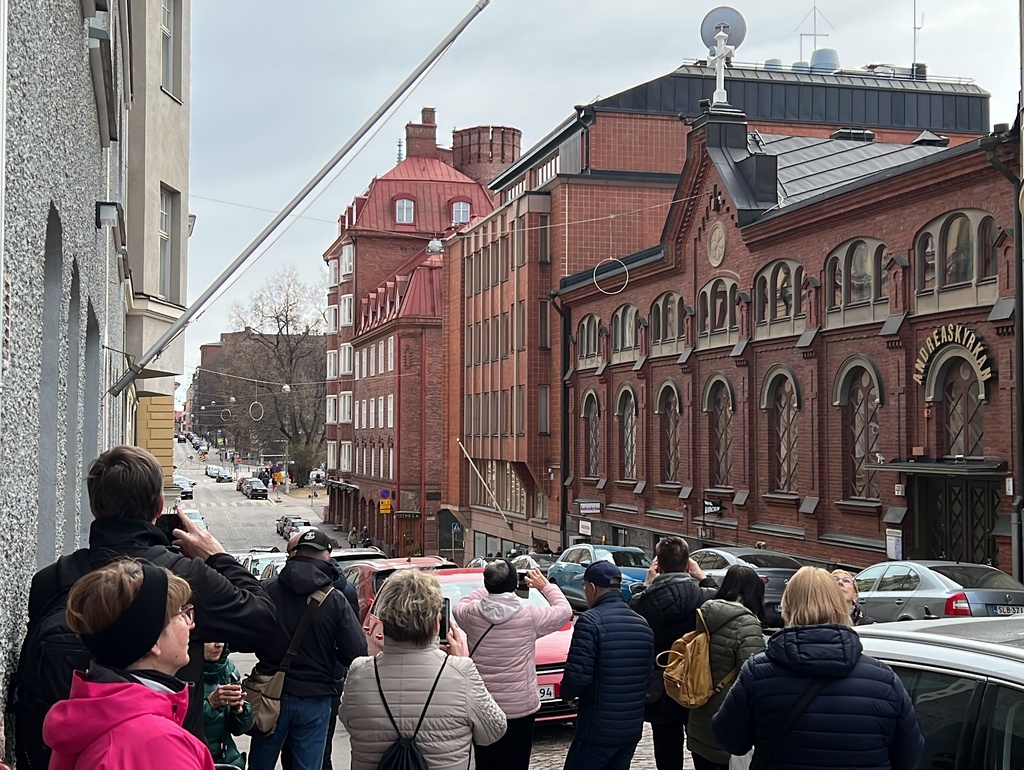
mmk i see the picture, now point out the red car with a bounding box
[359,567,576,723]
[341,556,460,623]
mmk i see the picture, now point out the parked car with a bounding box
[512,552,559,572]
[276,515,306,537]
[329,547,388,567]
[359,568,576,723]
[205,464,221,478]
[546,545,651,611]
[245,479,268,499]
[854,560,1024,622]
[236,476,254,492]
[216,467,233,483]
[342,556,460,623]
[690,547,804,628]
[283,521,315,539]
[172,474,195,501]
[857,616,1024,769]
[242,552,287,577]
[180,508,208,531]
[177,434,187,443]
[466,556,500,568]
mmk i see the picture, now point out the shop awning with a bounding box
[866,460,1008,477]
[327,480,359,493]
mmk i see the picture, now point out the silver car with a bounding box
[854,560,1024,621]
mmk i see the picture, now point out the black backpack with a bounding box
[12,546,178,770]
[373,655,448,770]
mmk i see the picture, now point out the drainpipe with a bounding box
[0,0,8,429]
[420,330,427,555]
[549,292,570,551]
[985,136,1023,581]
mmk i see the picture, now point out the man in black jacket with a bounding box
[561,561,654,770]
[17,445,277,768]
[249,528,367,770]
[628,536,719,770]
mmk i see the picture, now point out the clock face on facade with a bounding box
[708,223,726,267]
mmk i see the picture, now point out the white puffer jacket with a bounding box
[452,584,572,719]
[339,642,506,770]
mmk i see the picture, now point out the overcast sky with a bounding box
[179,0,1020,406]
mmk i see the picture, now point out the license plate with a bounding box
[995,605,1024,615]
[538,684,555,701]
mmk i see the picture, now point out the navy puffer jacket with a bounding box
[711,624,924,770]
[561,591,655,747]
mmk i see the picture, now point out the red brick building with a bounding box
[440,61,992,561]
[559,97,1018,571]
[322,107,519,554]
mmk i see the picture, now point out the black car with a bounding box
[691,547,804,628]
[246,479,268,500]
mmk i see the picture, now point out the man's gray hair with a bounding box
[484,559,510,586]
[374,569,443,645]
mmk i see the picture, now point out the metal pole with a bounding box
[109,0,491,397]
[455,437,513,529]
[549,293,570,552]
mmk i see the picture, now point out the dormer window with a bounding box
[395,199,414,224]
[452,201,471,225]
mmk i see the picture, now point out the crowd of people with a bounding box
[12,444,926,770]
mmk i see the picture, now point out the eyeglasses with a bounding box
[175,604,195,624]
[833,576,855,586]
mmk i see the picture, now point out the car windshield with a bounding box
[440,578,550,610]
[250,480,266,489]
[931,564,1024,590]
[183,511,202,520]
[531,554,557,568]
[739,553,803,570]
[596,549,651,568]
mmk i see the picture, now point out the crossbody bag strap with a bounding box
[750,677,828,770]
[279,587,333,674]
[373,655,402,738]
[469,624,495,657]
[412,655,449,740]
[373,654,450,741]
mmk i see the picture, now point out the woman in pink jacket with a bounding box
[453,559,573,770]
[43,558,215,770]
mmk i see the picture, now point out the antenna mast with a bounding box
[796,1,834,61]
[913,0,924,64]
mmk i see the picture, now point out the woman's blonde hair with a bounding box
[373,569,443,645]
[781,566,852,627]
[66,558,191,636]
[830,569,859,597]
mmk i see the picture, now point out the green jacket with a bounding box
[685,599,765,764]
[202,651,254,768]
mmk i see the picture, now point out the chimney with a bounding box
[452,125,523,189]
[405,107,439,159]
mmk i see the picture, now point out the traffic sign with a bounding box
[452,522,463,534]
[380,489,391,499]
[380,499,392,514]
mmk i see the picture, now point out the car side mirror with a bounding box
[580,560,591,568]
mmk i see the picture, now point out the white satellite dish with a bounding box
[700,6,747,51]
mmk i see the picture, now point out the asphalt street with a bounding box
[173,443,689,769]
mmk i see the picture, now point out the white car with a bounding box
[180,508,208,531]
[205,464,221,478]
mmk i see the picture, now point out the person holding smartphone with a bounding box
[201,642,252,769]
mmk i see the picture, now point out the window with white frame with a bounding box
[339,296,353,327]
[159,188,174,299]
[340,343,353,375]
[326,350,338,380]
[326,305,338,333]
[377,398,384,427]
[388,447,394,479]
[328,259,339,287]
[369,350,376,377]
[387,394,394,428]
[361,349,368,378]
[340,392,353,423]
[340,243,354,276]
[160,0,180,94]
[369,398,376,428]
[340,441,352,472]
[395,199,414,224]
[326,395,338,424]
[327,441,337,471]
[362,399,368,427]
[452,201,471,225]
[354,353,360,380]
[371,448,376,477]
[378,341,385,373]
[354,401,360,429]
[387,336,395,371]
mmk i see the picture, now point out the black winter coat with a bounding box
[628,572,718,723]
[27,517,276,739]
[561,591,655,747]
[711,624,924,770]
[254,556,367,698]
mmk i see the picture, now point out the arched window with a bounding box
[773,263,793,319]
[698,294,709,335]
[845,368,880,499]
[826,256,842,309]
[755,275,769,323]
[978,217,998,280]
[847,241,871,304]
[942,214,973,286]
[618,389,637,480]
[584,394,600,476]
[918,233,936,291]
[768,376,799,492]
[651,303,662,343]
[658,385,680,483]
[651,293,683,348]
[709,382,732,487]
[943,359,984,457]
[874,246,889,301]
[611,305,640,352]
[793,266,804,315]
[578,315,600,359]
[712,280,728,331]
[728,285,738,328]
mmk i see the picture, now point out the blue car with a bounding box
[547,545,652,611]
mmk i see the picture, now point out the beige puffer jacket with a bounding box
[339,642,507,770]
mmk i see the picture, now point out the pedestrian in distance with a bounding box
[712,566,924,770]
[348,527,358,548]
[14,445,275,770]
[454,559,573,770]
[628,536,719,770]
[686,566,767,770]
[248,528,367,770]
[340,569,506,769]
[43,559,215,770]
[201,642,253,768]
[562,561,655,770]
[831,569,877,626]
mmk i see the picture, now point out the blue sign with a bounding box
[380,489,391,499]
[452,522,463,534]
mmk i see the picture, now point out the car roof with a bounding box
[345,556,457,571]
[864,560,1000,570]
[857,616,1024,667]
[435,568,486,580]
[330,547,386,560]
[694,546,796,558]
[583,545,644,552]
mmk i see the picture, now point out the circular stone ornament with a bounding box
[707,222,727,267]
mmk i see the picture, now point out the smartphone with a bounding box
[438,597,451,644]
[515,569,530,598]
[156,512,181,541]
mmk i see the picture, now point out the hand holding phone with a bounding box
[438,597,451,644]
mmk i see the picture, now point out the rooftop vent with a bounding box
[810,48,841,74]
[764,58,784,70]
[792,61,810,73]
[830,128,876,142]
[912,130,949,147]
